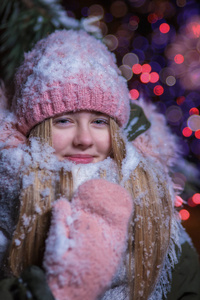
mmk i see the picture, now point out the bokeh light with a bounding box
[88,4,104,17]
[189,107,199,115]
[166,105,183,124]
[119,65,133,80]
[195,129,200,139]
[192,193,200,204]
[176,96,185,105]
[141,64,151,73]
[166,75,176,86]
[187,114,200,131]
[122,53,139,67]
[182,127,192,137]
[179,209,190,220]
[130,89,140,100]
[148,13,158,24]
[149,72,159,83]
[110,1,127,18]
[140,72,150,83]
[103,34,118,51]
[188,197,197,207]
[174,54,184,64]
[176,0,186,8]
[153,85,164,96]
[159,23,170,34]
[132,63,142,74]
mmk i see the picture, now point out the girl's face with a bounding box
[52,111,112,164]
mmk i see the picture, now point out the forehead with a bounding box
[53,110,110,118]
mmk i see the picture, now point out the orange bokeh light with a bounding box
[159,23,170,34]
[182,127,192,137]
[179,209,190,221]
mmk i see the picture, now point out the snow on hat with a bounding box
[12,29,130,135]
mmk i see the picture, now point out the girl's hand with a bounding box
[44,179,133,300]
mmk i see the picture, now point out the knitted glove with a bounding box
[44,179,133,300]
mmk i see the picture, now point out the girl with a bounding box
[0,29,199,300]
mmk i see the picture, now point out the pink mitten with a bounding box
[0,122,26,149]
[44,179,133,300]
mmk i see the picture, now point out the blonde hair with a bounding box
[9,118,172,299]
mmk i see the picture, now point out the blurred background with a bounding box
[1,0,200,255]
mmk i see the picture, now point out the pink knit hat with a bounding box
[12,29,130,135]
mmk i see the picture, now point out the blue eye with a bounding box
[93,119,109,125]
[53,118,71,126]
[57,119,69,123]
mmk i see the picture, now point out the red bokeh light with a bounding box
[188,197,197,207]
[153,85,164,96]
[195,129,200,139]
[149,72,159,83]
[132,64,142,74]
[140,72,150,83]
[189,107,199,115]
[141,64,151,73]
[130,89,139,100]
[174,54,184,64]
[176,96,185,105]
[179,209,190,221]
[175,195,183,207]
[190,22,200,38]
[192,193,200,204]
[147,13,158,24]
[159,23,170,34]
[182,127,192,137]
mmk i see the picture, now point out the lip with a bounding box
[64,154,94,164]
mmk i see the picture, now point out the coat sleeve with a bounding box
[167,241,200,300]
[0,147,23,272]
[0,106,26,272]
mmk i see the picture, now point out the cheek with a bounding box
[52,131,68,153]
[96,130,112,155]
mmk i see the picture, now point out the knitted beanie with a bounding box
[12,29,130,135]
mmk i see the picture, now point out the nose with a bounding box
[73,125,93,149]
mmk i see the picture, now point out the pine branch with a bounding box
[0,0,102,83]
